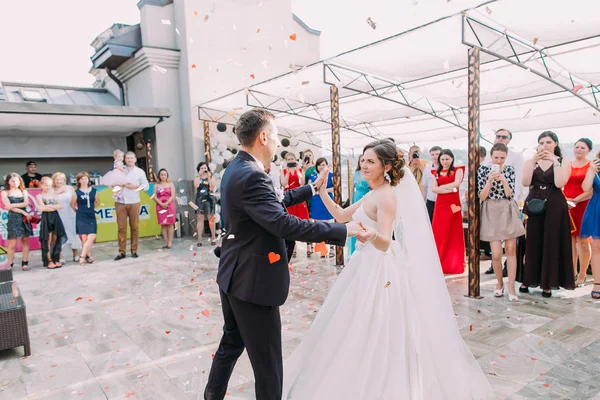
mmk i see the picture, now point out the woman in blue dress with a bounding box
[308,157,335,258]
[349,155,371,255]
[580,153,600,299]
[72,172,99,265]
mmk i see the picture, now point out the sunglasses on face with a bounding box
[496,135,510,140]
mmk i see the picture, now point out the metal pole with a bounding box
[203,121,211,163]
[347,159,352,204]
[145,141,156,182]
[330,85,344,266]
[467,47,482,299]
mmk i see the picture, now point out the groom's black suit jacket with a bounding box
[217,150,347,306]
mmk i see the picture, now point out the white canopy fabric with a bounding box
[199,0,600,151]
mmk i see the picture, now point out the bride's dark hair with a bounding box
[362,139,406,186]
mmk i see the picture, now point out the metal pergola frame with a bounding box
[197,1,600,290]
[462,15,600,113]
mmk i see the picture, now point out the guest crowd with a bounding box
[3,133,600,301]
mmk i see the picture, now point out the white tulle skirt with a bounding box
[101,169,129,187]
[283,241,494,400]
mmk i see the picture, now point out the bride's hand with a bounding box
[315,165,332,192]
[357,222,377,243]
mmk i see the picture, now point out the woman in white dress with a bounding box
[52,172,82,262]
[283,139,493,400]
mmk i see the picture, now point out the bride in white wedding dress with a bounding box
[283,139,493,400]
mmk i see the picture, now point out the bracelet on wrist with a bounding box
[368,232,378,242]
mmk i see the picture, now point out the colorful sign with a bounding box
[0,185,162,253]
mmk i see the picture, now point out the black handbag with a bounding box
[525,185,552,216]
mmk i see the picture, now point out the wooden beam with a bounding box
[203,120,211,163]
[330,85,344,266]
[467,47,482,298]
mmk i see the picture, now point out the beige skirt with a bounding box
[481,199,525,241]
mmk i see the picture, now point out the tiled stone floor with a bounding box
[1,237,599,399]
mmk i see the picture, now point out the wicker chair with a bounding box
[0,268,13,283]
[0,281,31,356]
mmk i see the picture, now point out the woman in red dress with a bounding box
[281,152,310,257]
[564,138,594,285]
[432,149,466,274]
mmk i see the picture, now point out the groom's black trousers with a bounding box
[205,289,283,400]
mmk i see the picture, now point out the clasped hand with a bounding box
[346,220,377,243]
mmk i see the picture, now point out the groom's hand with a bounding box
[346,220,366,237]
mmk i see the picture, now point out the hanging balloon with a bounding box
[272,154,278,162]
[217,122,227,132]
[211,149,219,157]
[232,126,235,134]
[217,143,228,152]
[281,138,290,147]
[209,163,217,171]
[281,150,288,159]
[215,155,225,164]
[231,148,238,154]
[290,137,299,146]
[222,150,233,160]
[213,213,221,224]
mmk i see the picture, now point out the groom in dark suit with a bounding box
[204,109,364,400]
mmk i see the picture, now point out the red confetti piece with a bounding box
[268,252,281,264]
[201,309,210,317]
[199,291,203,296]
[543,383,550,388]
[250,74,255,79]
[211,353,215,360]
[75,297,83,301]
[256,28,261,33]
[451,204,461,214]
[289,33,297,41]
[125,392,135,399]
[165,330,171,335]
[540,373,546,376]
[193,253,197,257]
[499,354,506,358]
[568,329,574,333]
[573,84,584,93]
[531,357,537,361]
[180,315,185,320]
[194,11,198,16]
[469,325,473,332]
[191,64,197,69]
[314,242,327,257]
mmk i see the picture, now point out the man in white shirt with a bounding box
[482,128,526,274]
[114,151,150,261]
[421,146,442,222]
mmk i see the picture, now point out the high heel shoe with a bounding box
[494,286,504,297]
[519,286,529,293]
[542,290,552,298]
[508,292,518,302]
[21,261,30,271]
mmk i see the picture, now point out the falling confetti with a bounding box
[194,11,198,16]
[301,81,310,85]
[165,330,171,335]
[384,281,392,288]
[450,204,461,213]
[191,64,197,69]
[366,17,377,30]
[289,33,297,41]
[573,84,584,93]
[257,28,261,33]
[250,73,256,79]
[201,309,210,317]
[289,63,298,73]
[75,297,83,301]
[532,37,539,45]
[268,252,281,264]
[485,6,492,14]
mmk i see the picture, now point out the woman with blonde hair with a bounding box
[53,172,82,262]
[1,173,33,270]
[71,172,99,264]
[36,177,67,269]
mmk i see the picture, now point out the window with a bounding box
[20,89,46,102]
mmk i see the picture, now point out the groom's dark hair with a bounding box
[235,108,275,147]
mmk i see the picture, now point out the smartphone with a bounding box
[491,164,500,173]
[594,158,600,167]
[537,144,544,152]
[287,162,297,168]
[567,200,576,208]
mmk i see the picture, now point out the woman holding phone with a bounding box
[521,131,574,297]
[580,153,600,299]
[477,143,525,301]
